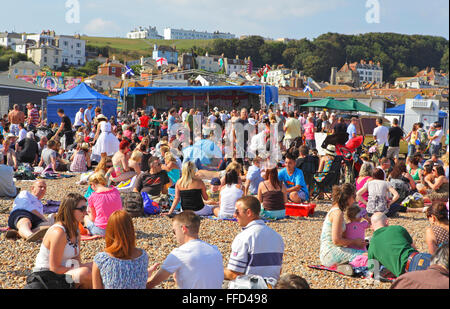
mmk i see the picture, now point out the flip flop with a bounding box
[27,226,50,242]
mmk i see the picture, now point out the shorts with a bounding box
[406,252,432,273]
[386,147,400,160]
[85,221,106,236]
[8,209,44,230]
[305,139,316,150]
[288,190,307,202]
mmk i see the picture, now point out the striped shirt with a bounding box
[28,108,40,127]
[227,220,284,280]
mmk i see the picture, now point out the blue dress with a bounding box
[94,249,149,289]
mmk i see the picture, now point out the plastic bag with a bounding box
[228,275,277,289]
[142,192,161,215]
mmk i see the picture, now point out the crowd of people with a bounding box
[0,102,448,289]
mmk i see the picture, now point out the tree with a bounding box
[441,47,449,73]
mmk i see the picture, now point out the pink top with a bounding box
[304,122,315,140]
[356,176,370,209]
[88,187,123,229]
[344,221,370,251]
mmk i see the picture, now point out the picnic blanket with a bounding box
[308,265,396,282]
[43,200,60,214]
[38,173,75,180]
[205,216,286,223]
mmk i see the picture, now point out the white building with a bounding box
[355,60,383,84]
[196,53,221,72]
[163,28,235,40]
[224,57,247,75]
[0,32,26,54]
[24,31,86,67]
[266,69,297,87]
[127,26,163,39]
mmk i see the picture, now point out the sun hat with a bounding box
[324,144,336,156]
[96,114,107,121]
[6,133,17,139]
[81,143,90,151]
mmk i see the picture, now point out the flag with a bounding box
[218,58,224,68]
[125,65,135,77]
[303,82,313,98]
[156,57,168,67]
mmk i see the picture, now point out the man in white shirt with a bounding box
[181,109,188,123]
[84,104,93,126]
[346,117,358,142]
[429,122,444,156]
[224,196,284,281]
[147,211,224,289]
[6,180,53,241]
[17,123,27,142]
[373,117,389,159]
[74,107,85,129]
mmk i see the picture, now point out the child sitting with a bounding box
[344,205,370,251]
[70,142,91,172]
[206,177,221,206]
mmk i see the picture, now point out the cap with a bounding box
[210,177,221,186]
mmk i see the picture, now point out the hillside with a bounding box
[82,36,213,61]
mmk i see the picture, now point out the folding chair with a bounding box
[310,156,343,200]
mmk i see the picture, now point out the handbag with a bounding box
[24,271,75,289]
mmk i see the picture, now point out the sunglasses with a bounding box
[75,205,87,212]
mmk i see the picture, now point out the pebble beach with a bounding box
[0,175,431,289]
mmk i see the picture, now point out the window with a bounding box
[55,58,58,63]
[64,41,68,46]
[55,50,59,55]
[76,50,81,55]
[44,49,48,54]
[43,57,47,63]
[76,43,81,47]
[112,67,116,73]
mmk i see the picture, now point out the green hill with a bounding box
[82,36,213,61]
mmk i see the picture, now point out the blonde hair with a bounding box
[441,153,449,167]
[130,150,143,162]
[179,161,196,189]
[226,161,242,175]
[88,171,107,186]
[164,152,176,163]
[160,145,170,154]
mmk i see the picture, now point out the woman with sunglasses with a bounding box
[32,193,93,288]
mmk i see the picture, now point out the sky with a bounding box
[0,0,448,40]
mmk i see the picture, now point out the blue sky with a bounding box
[1,0,448,39]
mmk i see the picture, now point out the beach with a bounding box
[0,175,431,289]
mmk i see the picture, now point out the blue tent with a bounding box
[119,85,278,106]
[47,83,117,124]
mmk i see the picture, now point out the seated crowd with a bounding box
[1,105,448,290]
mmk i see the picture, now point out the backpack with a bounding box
[142,192,161,215]
[418,129,428,145]
[24,271,75,289]
[120,192,144,218]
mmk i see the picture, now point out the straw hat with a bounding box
[96,114,108,121]
[324,144,336,156]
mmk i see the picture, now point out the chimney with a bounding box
[236,55,239,60]
[377,61,381,67]
[360,59,364,65]
[112,55,116,61]
[205,52,209,57]
[140,56,144,66]
[369,60,373,65]
[330,67,337,85]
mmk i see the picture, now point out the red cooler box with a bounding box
[285,203,316,217]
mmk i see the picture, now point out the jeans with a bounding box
[85,221,105,236]
[430,143,441,156]
[407,144,416,157]
[406,252,432,273]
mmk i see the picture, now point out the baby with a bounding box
[344,205,370,251]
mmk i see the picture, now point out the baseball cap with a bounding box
[211,177,221,186]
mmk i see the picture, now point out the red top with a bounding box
[139,115,150,128]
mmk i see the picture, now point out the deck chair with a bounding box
[310,155,343,200]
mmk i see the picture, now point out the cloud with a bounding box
[83,18,120,35]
